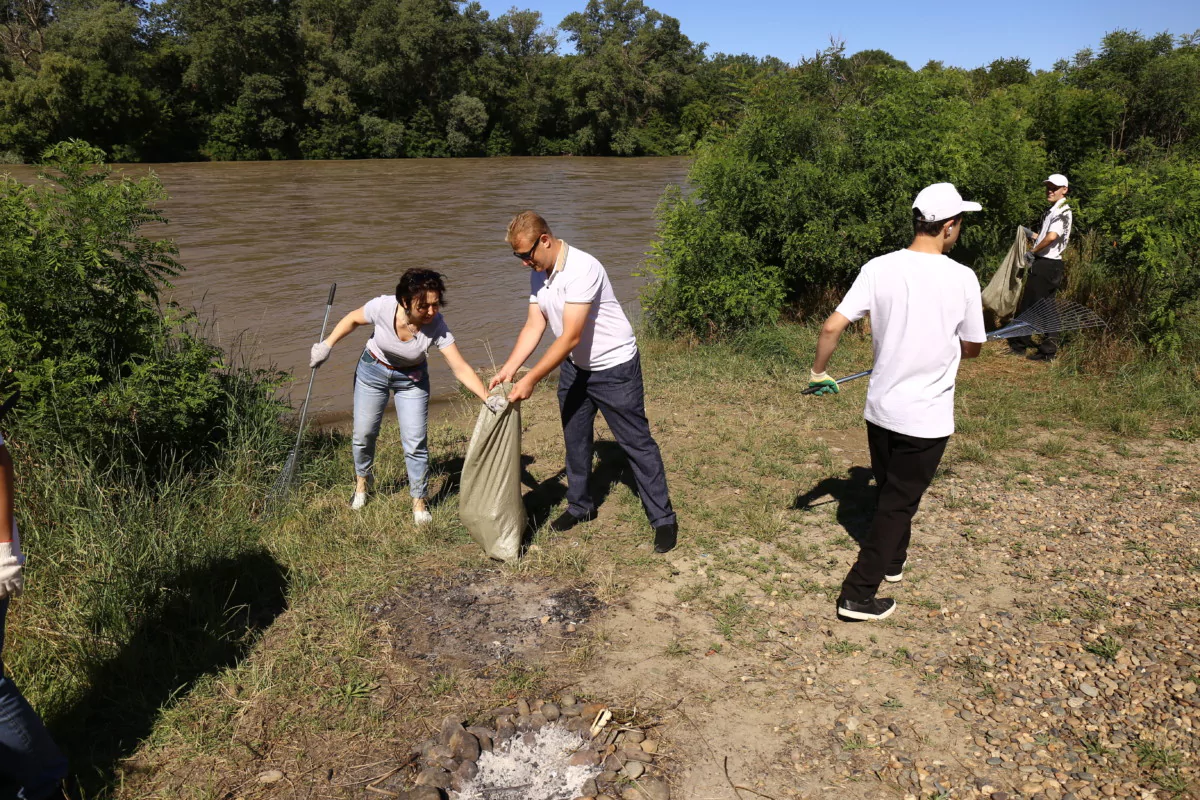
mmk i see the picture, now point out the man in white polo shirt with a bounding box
[807,183,987,621]
[490,211,678,553]
[1008,173,1072,361]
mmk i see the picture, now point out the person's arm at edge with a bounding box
[439,342,489,401]
[961,340,982,359]
[0,444,13,544]
[489,303,548,389]
[1028,230,1059,256]
[812,312,853,374]
[507,302,587,402]
[323,307,369,347]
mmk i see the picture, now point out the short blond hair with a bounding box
[506,210,552,246]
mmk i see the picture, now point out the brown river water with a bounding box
[13,157,690,424]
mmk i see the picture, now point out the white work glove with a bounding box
[485,396,508,414]
[0,527,25,600]
[309,342,332,369]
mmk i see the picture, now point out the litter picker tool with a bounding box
[268,282,336,507]
[802,298,1105,394]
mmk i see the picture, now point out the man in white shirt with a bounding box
[807,183,987,621]
[1008,173,1072,361]
[490,211,678,553]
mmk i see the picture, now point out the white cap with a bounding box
[912,183,982,223]
[1044,173,1068,187]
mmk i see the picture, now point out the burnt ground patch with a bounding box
[369,571,603,673]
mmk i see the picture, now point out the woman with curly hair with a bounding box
[310,269,491,523]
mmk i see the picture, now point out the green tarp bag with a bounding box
[982,226,1031,328]
[459,393,525,561]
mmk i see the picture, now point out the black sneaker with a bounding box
[836,596,896,622]
[547,509,596,532]
[653,522,678,553]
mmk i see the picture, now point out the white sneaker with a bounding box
[884,560,907,583]
[351,492,367,510]
[413,508,432,525]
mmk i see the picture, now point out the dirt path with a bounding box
[566,426,1198,799]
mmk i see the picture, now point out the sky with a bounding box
[473,0,1198,71]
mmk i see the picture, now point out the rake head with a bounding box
[988,297,1106,340]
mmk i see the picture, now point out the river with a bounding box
[22,157,690,424]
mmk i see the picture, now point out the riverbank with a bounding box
[10,325,1199,799]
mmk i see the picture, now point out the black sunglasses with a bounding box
[513,235,542,261]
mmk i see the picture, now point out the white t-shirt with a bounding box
[362,295,455,368]
[1034,199,1072,260]
[529,242,638,371]
[836,249,987,438]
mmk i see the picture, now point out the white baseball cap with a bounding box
[912,183,982,223]
[1044,173,1068,188]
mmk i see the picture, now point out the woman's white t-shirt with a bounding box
[362,295,455,368]
[529,242,638,371]
[836,250,987,438]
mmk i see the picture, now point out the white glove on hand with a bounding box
[309,342,332,369]
[485,396,508,414]
[0,534,25,600]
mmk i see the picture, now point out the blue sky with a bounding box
[474,0,1198,71]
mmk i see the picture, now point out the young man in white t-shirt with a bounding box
[807,183,987,621]
[1008,173,1072,361]
[490,211,678,553]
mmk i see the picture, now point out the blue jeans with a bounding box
[353,351,430,498]
[0,598,68,799]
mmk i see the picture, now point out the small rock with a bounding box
[517,699,531,717]
[621,761,646,780]
[449,730,480,762]
[622,729,646,744]
[562,704,585,717]
[466,726,493,753]
[1080,684,1099,698]
[414,767,453,789]
[642,739,659,754]
[542,702,561,721]
[456,760,478,782]
[583,702,608,719]
[621,748,653,763]
[569,749,601,767]
[401,789,445,800]
[560,694,577,707]
[256,770,284,784]
[440,717,465,747]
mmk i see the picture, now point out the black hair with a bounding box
[913,209,962,237]
[395,268,447,310]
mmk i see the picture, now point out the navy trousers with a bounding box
[1009,257,1065,356]
[840,422,948,603]
[557,353,676,528]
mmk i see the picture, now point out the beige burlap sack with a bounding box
[982,227,1031,328]
[459,393,525,561]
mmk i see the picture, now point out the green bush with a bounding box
[645,60,1043,336]
[0,140,286,470]
[1070,152,1200,356]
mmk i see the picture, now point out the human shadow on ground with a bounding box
[48,550,289,795]
[521,441,639,537]
[428,455,465,510]
[791,466,876,544]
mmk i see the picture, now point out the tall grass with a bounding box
[4,363,301,793]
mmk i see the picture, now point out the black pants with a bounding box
[1009,257,1064,356]
[558,353,676,528]
[840,422,948,603]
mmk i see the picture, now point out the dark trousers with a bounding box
[840,422,948,603]
[1009,257,1065,355]
[557,353,676,528]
